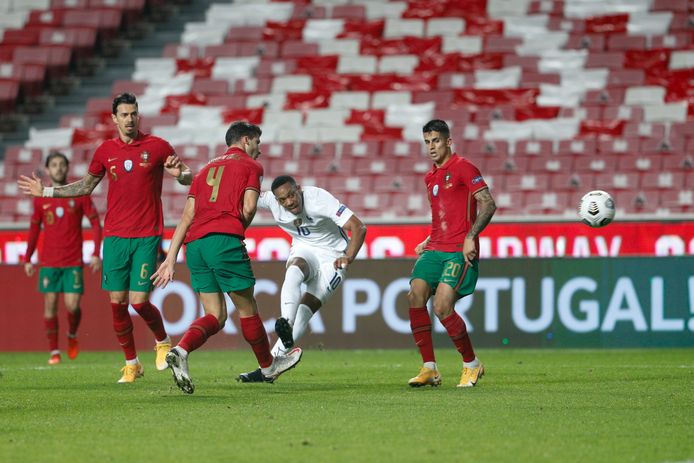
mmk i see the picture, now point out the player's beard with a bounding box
[50,173,67,185]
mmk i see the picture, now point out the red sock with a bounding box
[44,316,58,352]
[178,314,221,353]
[409,307,435,363]
[67,308,81,337]
[240,314,272,368]
[441,311,476,362]
[131,301,167,342]
[111,302,137,361]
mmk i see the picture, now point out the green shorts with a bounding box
[38,266,83,294]
[410,250,479,298]
[185,234,255,293]
[102,236,161,292]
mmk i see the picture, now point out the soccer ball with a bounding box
[579,190,616,228]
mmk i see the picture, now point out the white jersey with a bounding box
[258,186,354,253]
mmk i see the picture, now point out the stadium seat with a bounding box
[6,0,694,223]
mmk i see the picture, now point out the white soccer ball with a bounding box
[579,190,616,228]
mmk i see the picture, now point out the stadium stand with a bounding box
[1,0,694,224]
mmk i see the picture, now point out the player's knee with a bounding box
[287,260,308,278]
[65,302,79,312]
[407,289,427,307]
[212,309,227,328]
[432,303,453,319]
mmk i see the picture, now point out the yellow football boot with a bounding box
[457,363,484,388]
[408,366,442,387]
[154,340,171,371]
[118,363,144,383]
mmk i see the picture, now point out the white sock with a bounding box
[125,357,139,366]
[423,361,437,371]
[175,346,188,358]
[156,336,171,345]
[270,340,287,357]
[292,304,313,343]
[463,357,480,369]
[281,266,305,323]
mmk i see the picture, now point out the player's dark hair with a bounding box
[45,151,69,168]
[112,92,138,114]
[422,119,450,138]
[225,121,262,146]
[271,175,297,192]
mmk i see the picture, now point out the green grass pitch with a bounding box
[1,348,692,463]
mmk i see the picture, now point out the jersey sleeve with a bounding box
[316,188,353,227]
[158,138,177,165]
[459,160,488,195]
[87,145,106,177]
[245,162,263,192]
[257,191,272,210]
[187,172,201,198]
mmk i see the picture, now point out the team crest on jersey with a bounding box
[443,172,453,189]
[56,207,64,218]
[293,218,302,228]
[432,184,439,197]
[139,151,151,167]
[124,160,133,172]
[68,200,75,208]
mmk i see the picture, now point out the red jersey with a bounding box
[88,132,175,238]
[185,147,263,243]
[25,196,102,267]
[424,154,488,253]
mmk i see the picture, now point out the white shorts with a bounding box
[287,243,346,304]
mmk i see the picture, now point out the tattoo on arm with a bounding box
[466,188,496,239]
[54,175,102,198]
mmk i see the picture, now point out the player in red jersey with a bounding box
[18,93,192,383]
[24,152,102,365]
[150,121,301,394]
[407,119,497,389]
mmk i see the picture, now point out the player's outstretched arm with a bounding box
[18,173,102,198]
[463,187,497,265]
[241,189,260,228]
[335,215,367,269]
[415,236,430,255]
[164,155,193,185]
[151,196,195,289]
[24,262,35,277]
[86,199,103,273]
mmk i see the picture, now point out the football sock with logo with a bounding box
[441,311,476,363]
[292,304,313,343]
[281,266,304,323]
[409,307,435,364]
[240,314,272,369]
[67,308,81,337]
[111,302,137,361]
[131,301,167,342]
[44,316,59,352]
[178,314,221,353]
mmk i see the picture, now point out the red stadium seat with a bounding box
[297,142,337,159]
[550,172,594,192]
[615,190,660,214]
[504,173,549,192]
[641,172,685,189]
[10,0,694,223]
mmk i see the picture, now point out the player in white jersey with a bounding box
[237,175,366,382]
